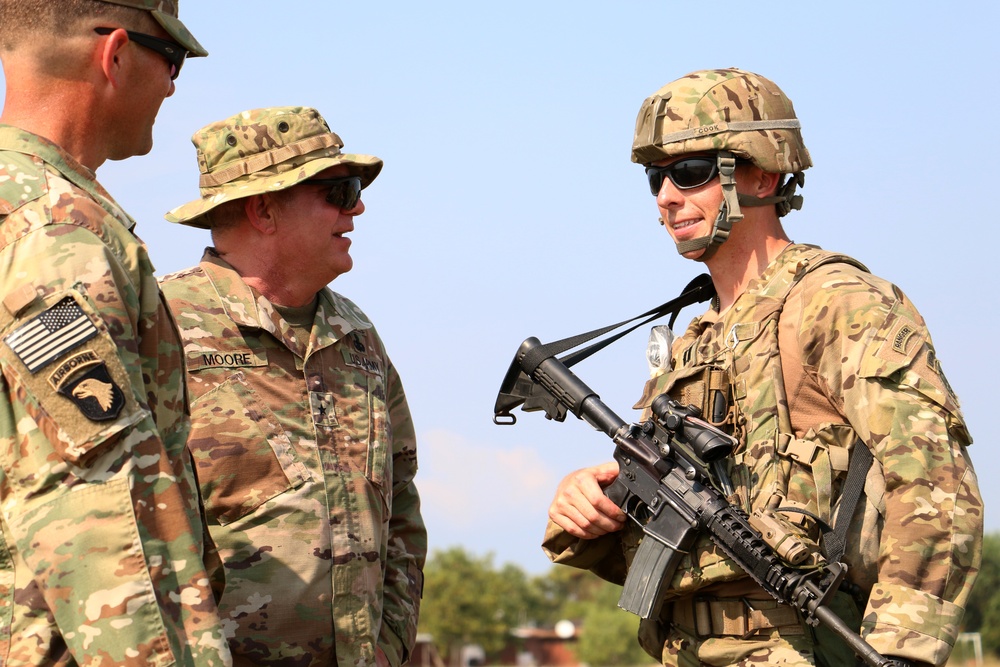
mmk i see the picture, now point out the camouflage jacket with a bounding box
[0,127,231,666]
[160,250,426,667]
[543,244,982,665]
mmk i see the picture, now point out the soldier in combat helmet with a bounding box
[543,68,982,667]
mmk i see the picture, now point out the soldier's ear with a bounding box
[96,28,130,89]
[244,194,278,235]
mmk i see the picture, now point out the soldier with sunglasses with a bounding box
[158,107,427,667]
[543,69,981,667]
[0,1,234,665]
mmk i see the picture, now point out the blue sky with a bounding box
[2,1,997,574]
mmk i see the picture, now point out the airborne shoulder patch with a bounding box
[44,348,125,421]
[54,360,125,421]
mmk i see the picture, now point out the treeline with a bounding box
[421,534,1000,665]
[419,546,649,666]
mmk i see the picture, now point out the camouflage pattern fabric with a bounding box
[543,244,982,666]
[160,250,426,667]
[95,0,208,56]
[0,127,231,665]
[631,68,810,175]
[165,106,381,228]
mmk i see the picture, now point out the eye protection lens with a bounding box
[302,176,363,211]
[645,157,719,195]
[94,27,187,80]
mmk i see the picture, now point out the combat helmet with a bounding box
[632,68,810,260]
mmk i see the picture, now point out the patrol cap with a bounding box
[166,106,383,229]
[95,0,207,57]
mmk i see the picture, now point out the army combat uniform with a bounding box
[0,128,230,665]
[160,251,426,666]
[544,244,982,667]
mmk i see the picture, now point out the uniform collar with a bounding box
[0,125,137,231]
[198,248,371,357]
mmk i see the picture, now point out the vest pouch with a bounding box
[773,424,855,538]
[634,365,732,430]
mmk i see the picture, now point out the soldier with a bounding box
[544,68,982,667]
[159,106,426,666]
[0,1,231,665]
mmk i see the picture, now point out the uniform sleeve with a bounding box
[541,519,630,584]
[0,212,229,665]
[793,266,982,665]
[376,358,427,667]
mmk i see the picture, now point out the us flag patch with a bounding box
[4,297,99,373]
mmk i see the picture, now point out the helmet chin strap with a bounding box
[671,152,803,262]
[673,152,742,262]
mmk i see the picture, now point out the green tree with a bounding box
[965,533,1000,656]
[419,547,534,664]
[572,576,652,666]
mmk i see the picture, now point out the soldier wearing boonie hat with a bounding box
[160,106,426,666]
[543,68,981,667]
[0,0,231,665]
[166,106,382,227]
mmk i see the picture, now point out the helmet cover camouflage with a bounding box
[631,68,810,174]
[166,106,383,228]
[94,0,207,57]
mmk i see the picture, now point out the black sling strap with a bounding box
[821,441,874,563]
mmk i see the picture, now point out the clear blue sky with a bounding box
[2,1,997,574]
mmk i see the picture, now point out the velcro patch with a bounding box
[891,324,916,354]
[55,362,125,421]
[4,296,98,373]
[47,349,101,390]
[186,348,268,371]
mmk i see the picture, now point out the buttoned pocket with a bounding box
[187,371,309,525]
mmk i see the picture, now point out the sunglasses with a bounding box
[645,156,720,195]
[94,27,187,80]
[302,176,363,211]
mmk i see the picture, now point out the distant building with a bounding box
[499,622,580,667]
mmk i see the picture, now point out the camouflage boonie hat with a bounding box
[95,0,207,57]
[166,106,383,228]
[631,68,810,174]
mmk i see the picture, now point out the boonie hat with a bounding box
[95,0,207,57]
[166,106,383,228]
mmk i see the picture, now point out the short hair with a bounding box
[203,198,247,234]
[0,0,155,51]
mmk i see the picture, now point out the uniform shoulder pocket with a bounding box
[0,289,146,464]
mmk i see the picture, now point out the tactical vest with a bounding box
[630,245,873,595]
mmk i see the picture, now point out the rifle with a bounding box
[493,336,893,667]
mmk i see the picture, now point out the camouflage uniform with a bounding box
[543,244,982,666]
[542,69,981,667]
[159,106,426,667]
[0,128,230,665]
[159,252,425,666]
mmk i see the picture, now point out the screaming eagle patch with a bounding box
[54,361,125,421]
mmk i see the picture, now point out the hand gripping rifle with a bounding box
[493,335,892,667]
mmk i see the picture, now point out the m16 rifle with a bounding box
[493,335,893,667]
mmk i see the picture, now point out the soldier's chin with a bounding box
[677,244,708,262]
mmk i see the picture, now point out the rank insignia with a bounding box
[55,361,125,421]
[4,296,98,373]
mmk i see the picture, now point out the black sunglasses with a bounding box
[301,176,363,211]
[94,27,187,80]
[645,156,720,195]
